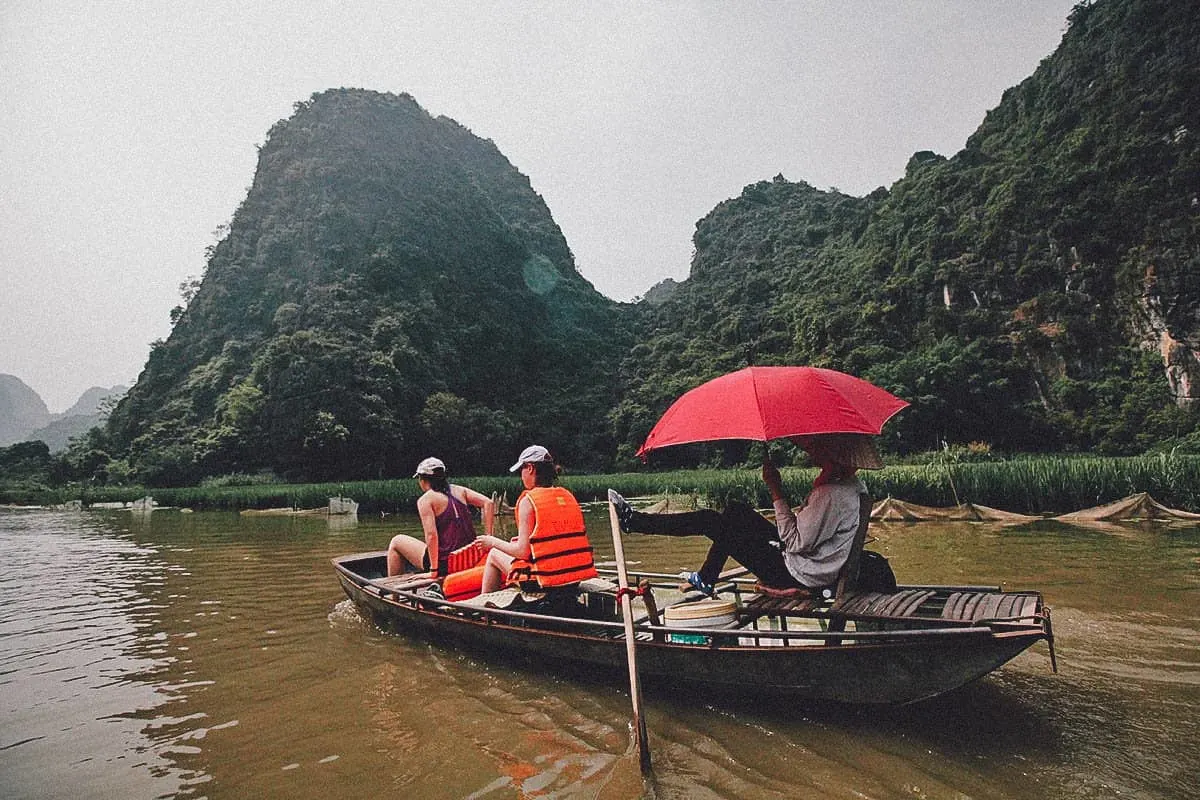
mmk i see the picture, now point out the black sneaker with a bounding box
[420,583,445,601]
[607,489,636,533]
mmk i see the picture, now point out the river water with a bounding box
[1,505,1197,799]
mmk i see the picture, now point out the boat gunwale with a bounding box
[332,554,1050,648]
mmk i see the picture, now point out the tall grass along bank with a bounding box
[15,454,1197,516]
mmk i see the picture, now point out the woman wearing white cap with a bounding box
[386,457,496,577]
[476,445,597,593]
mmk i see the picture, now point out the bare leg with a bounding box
[387,534,427,577]
[481,549,513,593]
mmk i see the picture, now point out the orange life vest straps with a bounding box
[510,487,597,588]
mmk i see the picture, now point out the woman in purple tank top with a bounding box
[387,457,496,577]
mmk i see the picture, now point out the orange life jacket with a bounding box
[507,487,597,589]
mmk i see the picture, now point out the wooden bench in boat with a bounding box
[833,587,1040,624]
[371,574,436,593]
[736,589,931,626]
[739,586,1042,628]
[937,589,1040,622]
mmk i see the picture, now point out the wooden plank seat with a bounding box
[735,587,1042,629]
[372,574,436,593]
[941,591,1040,622]
[738,592,817,623]
[831,588,937,619]
[824,589,1040,627]
[735,589,939,627]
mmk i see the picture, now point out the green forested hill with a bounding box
[619,0,1200,462]
[104,89,631,483]
[81,0,1200,488]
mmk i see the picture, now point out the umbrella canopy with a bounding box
[637,366,908,458]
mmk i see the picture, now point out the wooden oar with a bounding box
[607,499,651,774]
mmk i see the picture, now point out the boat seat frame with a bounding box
[735,494,1044,638]
[738,586,1044,629]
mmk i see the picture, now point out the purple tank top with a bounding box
[433,488,477,573]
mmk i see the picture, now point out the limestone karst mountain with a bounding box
[104,89,631,482]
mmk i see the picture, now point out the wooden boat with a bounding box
[241,496,359,517]
[332,551,1055,705]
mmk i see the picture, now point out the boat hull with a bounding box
[334,553,1049,705]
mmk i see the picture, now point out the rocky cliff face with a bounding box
[990,0,1200,410]
[1135,261,1199,407]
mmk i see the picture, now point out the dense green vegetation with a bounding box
[3,0,1198,497]
[9,452,1199,517]
[619,0,1200,465]
[92,89,632,487]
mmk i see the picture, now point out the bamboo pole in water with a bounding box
[607,499,651,774]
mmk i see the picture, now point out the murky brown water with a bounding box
[1,505,1198,799]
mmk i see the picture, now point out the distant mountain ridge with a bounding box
[0,374,125,450]
[0,375,48,446]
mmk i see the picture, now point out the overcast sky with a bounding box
[1,1,1076,412]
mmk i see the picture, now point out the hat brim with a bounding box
[792,434,884,470]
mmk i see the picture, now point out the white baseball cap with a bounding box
[509,444,552,472]
[413,456,446,477]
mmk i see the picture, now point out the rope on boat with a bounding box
[615,585,648,600]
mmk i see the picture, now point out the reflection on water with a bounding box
[0,510,200,799]
[1,506,1198,799]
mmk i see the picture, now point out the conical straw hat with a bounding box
[792,433,884,470]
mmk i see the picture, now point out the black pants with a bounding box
[625,502,804,588]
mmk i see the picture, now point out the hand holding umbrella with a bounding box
[761,453,785,503]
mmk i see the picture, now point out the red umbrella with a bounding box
[637,366,908,458]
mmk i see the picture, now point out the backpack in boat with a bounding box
[856,550,897,592]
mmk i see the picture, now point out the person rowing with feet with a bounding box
[609,434,879,597]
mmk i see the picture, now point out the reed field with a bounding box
[20,453,1199,516]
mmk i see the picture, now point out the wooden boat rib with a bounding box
[333,551,1055,705]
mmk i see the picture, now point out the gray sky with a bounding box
[1,1,1076,412]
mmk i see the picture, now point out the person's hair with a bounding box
[531,459,559,487]
[423,471,450,493]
